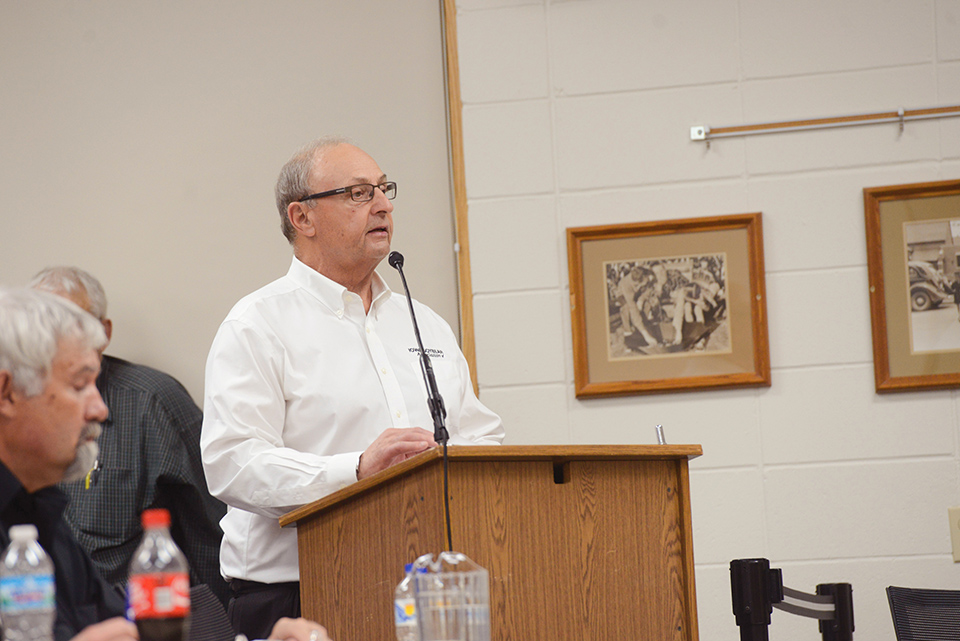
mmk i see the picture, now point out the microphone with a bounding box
[388,251,449,444]
[389,250,454,551]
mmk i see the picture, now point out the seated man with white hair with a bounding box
[0,286,132,640]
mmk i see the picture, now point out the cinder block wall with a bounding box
[455,1,960,638]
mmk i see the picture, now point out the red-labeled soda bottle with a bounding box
[127,509,191,641]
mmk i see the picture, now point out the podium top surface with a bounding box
[279,443,701,527]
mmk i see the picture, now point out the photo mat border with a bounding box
[864,179,960,392]
[566,213,771,398]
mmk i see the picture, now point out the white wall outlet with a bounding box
[949,507,960,562]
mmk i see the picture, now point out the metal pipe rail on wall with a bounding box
[691,105,960,144]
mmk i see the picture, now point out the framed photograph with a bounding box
[864,179,960,392]
[566,213,771,398]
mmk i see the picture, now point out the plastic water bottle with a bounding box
[0,524,55,641]
[413,551,490,641]
[127,509,191,641]
[394,563,418,641]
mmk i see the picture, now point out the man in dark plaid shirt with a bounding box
[30,267,229,607]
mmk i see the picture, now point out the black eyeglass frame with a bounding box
[297,181,397,204]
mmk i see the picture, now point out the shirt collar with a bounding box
[287,256,393,316]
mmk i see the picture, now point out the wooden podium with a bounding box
[280,445,702,641]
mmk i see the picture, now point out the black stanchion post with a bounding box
[817,583,854,641]
[730,559,783,641]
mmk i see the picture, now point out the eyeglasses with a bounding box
[297,181,397,204]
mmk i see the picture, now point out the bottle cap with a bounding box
[141,508,171,529]
[8,524,38,542]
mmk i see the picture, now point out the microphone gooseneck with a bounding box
[389,251,449,445]
[389,250,454,551]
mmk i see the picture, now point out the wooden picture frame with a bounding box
[864,179,960,392]
[566,213,771,398]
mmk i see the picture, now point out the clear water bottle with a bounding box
[412,551,490,641]
[0,524,55,641]
[127,509,191,641]
[394,563,418,641]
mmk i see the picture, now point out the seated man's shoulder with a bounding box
[100,355,198,413]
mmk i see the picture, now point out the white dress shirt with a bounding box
[201,257,504,583]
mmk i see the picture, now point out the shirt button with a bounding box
[336,309,343,318]
[396,411,402,418]
[381,367,387,374]
[366,326,371,334]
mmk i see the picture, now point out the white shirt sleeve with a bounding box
[200,318,359,519]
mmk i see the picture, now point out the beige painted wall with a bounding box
[0,1,459,402]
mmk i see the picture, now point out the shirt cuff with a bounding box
[326,451,362,491]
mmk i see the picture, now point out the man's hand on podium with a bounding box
[356,427,437,480]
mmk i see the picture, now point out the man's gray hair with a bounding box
[0,287,107,397]
[28,266,108,320]
[274,135,351,244]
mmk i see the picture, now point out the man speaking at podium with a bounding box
[201,136,504,639]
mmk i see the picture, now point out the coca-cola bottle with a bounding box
[127,509,190,641]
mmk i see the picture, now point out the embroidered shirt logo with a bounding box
[408,347,445,359]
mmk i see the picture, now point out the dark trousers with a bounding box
[227,579,300,640]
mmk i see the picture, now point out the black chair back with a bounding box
[887,585,960,641]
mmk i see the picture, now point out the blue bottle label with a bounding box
[0,574,55,613]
